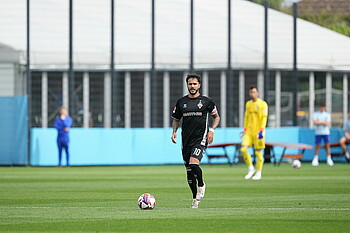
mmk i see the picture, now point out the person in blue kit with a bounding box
[312,103,333,166]
[54,106,73,166]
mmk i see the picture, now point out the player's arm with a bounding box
[64,117,73,131]
[314,119,329,126]
[206,113,220,144]
[207,106,220,145]
[243,102,248,133]
[258,102,268,139]
[171,101,182,144]
[171,119,180,144]
[260,102,268,129]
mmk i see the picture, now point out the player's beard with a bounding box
[188,88,198,96]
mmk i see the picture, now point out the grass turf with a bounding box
[0,163,349,232]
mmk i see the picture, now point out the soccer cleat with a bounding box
[190,199,199,208]
[244,168,256,180]
[345,151,350,160]
[311,158,319,166]
[252,174,262,180]
[196,182,206,200]
[327,157,334,166]
[252,170,262,180]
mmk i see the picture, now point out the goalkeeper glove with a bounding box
[257,130,264,139]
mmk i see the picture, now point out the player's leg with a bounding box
[252,136,265,180]
[241,135,255,179]
[324,135,333,166]
[189,145,205,201]
[63,142,70,166]
[340,136,347,152]
[183,148,197,207]
[312,136,321,166]
[339,137,350,159]
[57,140,63,166]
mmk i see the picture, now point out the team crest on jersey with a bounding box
[183,104,187,108]
[197,100,203,109]
[255,106,259,110]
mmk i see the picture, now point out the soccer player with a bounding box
[312,104,333,166]
[54,106,73,167]
[240,87,268,180]
[339,118,350,160]
[171,73,220,208]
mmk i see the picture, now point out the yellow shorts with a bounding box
[242,133,265,149]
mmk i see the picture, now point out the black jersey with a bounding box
[172,95,218,148]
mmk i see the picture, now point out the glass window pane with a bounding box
[48,72,62,127]
[266,71,276,127]
[89,72,104,127]
[130,72,144,127]
[244,70,257,103]
[31,72,42,127]
[112,72,125,127]
[208,71,221,127]
[169,72,184,113]
[297,72,309,127]
[332,73,344,128]
[73,72,83,127]
[227,70,239,127]
[281,71,294,126]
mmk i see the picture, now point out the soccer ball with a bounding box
[138,193,156,210]
[292,159,301,168]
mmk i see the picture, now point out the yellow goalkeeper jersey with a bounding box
[244,98,268,136]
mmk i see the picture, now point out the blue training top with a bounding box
[54,116,73,141]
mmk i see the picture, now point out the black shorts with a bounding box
[182,144,206,167]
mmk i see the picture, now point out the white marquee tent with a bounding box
[1,0,349,71]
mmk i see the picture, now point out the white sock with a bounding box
[248,165,255,171]
[255,170,262,176]
[313,155,318,160]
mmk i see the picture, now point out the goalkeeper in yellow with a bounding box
[241,86,268,180]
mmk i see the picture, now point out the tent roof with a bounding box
[1,0,350,71]
[0,42,20,63]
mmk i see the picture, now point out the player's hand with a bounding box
[240,128,246,139]
[171,132,177,144]
[239,131,245,139]
[257,129,264,139]
[64,127,70,132]
[207,131,214,144]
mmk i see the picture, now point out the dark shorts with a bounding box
[315,135,330,144]
[182,144,206,167]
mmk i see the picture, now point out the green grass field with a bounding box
[1,163,349,233]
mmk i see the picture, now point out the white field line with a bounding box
[0,207,349,211]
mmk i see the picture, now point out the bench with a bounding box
[206,142,312,165]
[320,141,350,162]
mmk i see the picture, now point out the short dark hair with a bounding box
[186,74,201,84]
[320,103,326,107]
[250,86,258,91]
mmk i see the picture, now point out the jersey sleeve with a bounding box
[207,98,218,116]
[54,118,60,129]
[171,100,182,121]
[66,117,73,127]
[243,102,248,129]
[260,101,268,129]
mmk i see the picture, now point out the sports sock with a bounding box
[190,164,204,187]
[255,150,264,171]
[186,168,197,199]
[241,146,253,166]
